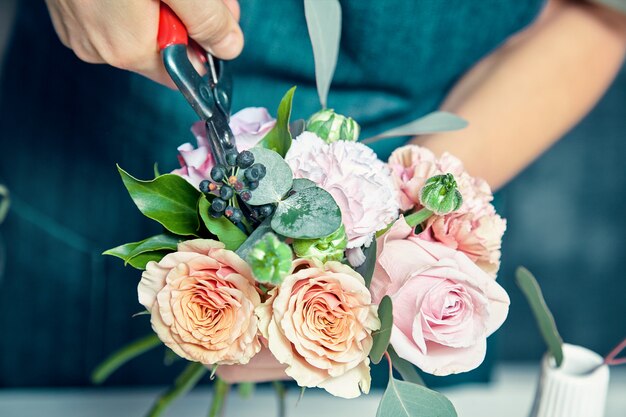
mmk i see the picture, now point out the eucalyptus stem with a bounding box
[404,208,433,227]
[91,334,161,384]
[208,377,230,417]
[272,381,287,417]
[146,362,207,417]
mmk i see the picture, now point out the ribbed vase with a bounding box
[529,344,610,417]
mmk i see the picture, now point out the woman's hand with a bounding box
[45,0,243,85]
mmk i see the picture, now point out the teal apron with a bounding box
[0,0,543,387]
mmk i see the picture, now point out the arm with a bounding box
[414,0,626,190]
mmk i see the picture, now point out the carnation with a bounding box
[286,133,399,252]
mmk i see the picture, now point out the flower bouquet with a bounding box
[95,2,510,416]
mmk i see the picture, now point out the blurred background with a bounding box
[0,0,624,389]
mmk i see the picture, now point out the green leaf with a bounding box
[198,198,247,250]
[271,186,342,239]
[304,0,341,108]
[244,148,294,205]
[91,334,161,384]
[377,377,457,417]
[146,362,208,417]
[388,346,425,386]
[235,218,274,261]
[153,163,161,178]
[103,234,180,269]
[0,184,9,225]
[259,87,296,157]
[356,239,377,288]
[516,267,564,367]
[208,378,231,417]
[291,178,316,191]
[404,208,434,228]
[362,111,468,144]
[370,295,393,364]
[117,166,201,236]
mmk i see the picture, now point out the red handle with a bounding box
[158,4,188,50]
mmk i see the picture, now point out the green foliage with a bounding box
[388,346,425,386]
[198,198,247,250]
[304,0,341,108]
[235,218,274,261]
[293,224,347,263]
[259,87,296,157]
[356,239,377,288]
[247,233,293,284]
[271,186,342,239]
[117,166,200,236]
[363,111,468,144]
[103,234,180,269]
[244,148,293,206]
[370,295,393,364]
[377,376,457,417]
[516,266,564,367]
[404,208,434,228]
[420,174,463,215]
[91,334,161,384]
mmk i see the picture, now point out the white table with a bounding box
[1,364,625,417]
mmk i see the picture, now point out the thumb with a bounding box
[165,0,244,59]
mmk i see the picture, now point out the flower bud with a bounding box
[293,225,348,263]
[306,109,360,143]
[419,173,463,215]
[247,233,293,284]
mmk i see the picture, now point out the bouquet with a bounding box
[95,2,509,416]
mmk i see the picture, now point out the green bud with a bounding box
[293,225,348,263]
[419,173,463,215]
[247,233,293,284]
[306,109,360,143]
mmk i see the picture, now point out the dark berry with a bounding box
[236,150,255,169]
[209,208,223,218]
[230,208,243,223]
[211,198,227,213]
[220,185,234,200]
[210,166,225,182]
[240,191,252,202]
[224,206,235,218]
[234,181,244,191]
[199,180,211,194]
[248,180,259,190]
[226,152,238,167]
[256,164,267,179]
[257,204,275,218]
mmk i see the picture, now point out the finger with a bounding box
[165,0,244,59]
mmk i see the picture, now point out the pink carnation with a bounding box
[286,133,399,252]
[173,107,276,188]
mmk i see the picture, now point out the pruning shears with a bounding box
[157,3,237,166]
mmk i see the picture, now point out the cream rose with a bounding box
[138,239,261,366]
[257,259,380,399]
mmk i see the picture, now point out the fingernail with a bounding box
[211,32,242,58]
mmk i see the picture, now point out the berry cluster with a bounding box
[198,150,269,224]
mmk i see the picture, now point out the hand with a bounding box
[45,0,243,85]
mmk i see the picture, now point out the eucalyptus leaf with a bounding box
[304,0,341,108]
[516,266,564,367]
[259,87,296,157]
[291,178,316,191]
[198,198,247,250]
[245,148,293,205]
[118,166,201,236]
[0,184,9,225]
[356,239,377,288]
[362,111,468,144]
[235,218,274,261]
[388,346,425,386]
[377,377,457,417]
[370,295,393,364]
[271,186,341,239]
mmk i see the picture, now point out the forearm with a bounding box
[414,0,626,190]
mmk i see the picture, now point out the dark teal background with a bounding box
[1,0,624,390]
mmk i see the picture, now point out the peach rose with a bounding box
[370,217,509,376]
[257,259,380,399]
[138,239,261,366]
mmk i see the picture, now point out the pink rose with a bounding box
[421,207,507,277]
[173,107,276,188]
[257,259,380,398]
[370,217,509,376]
[138,239,262,365]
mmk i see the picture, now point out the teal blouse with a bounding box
[0,0,542,387]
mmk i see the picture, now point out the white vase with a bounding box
[529,343,610,417]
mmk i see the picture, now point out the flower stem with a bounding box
[91,334,161,384]
[272,381,287,417]
[404,208,433,228]
[208,377,230,417]
[145,362,207,417]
